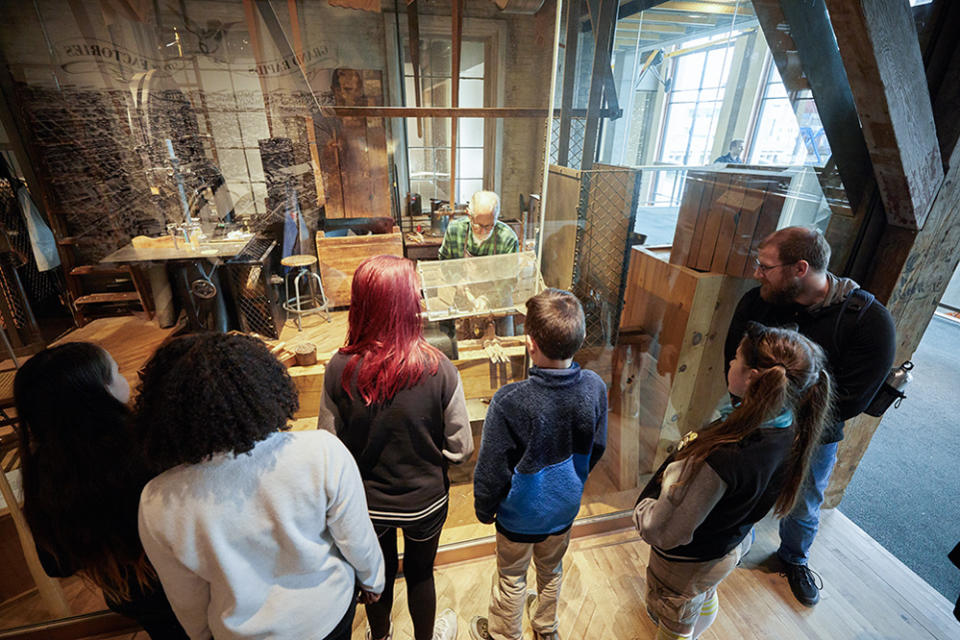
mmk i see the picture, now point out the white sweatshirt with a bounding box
[138,430,385,640]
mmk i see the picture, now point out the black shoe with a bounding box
[780,562,822,606]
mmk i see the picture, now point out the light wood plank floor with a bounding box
[85,508,959,640]
[337,509,956,640]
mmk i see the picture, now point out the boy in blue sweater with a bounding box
[469,289,608,640]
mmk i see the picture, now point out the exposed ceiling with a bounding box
[603,0,759,54]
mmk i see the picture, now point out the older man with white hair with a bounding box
[438,191,519,260]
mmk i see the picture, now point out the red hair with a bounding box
[340,255,443,405]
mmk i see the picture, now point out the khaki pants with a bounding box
[645,534,751,635]
[487,529,572,640]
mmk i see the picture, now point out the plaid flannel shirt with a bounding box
[438,218,519,260]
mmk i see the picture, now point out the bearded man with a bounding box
[723,226,895,607]
[438,191,519,260]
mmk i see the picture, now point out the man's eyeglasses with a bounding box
[752,257,797,274]
[470,220,495,234]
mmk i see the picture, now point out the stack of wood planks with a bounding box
[670,167,792,277]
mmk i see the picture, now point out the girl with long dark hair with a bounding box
[14,342,186,638]
[634,323,833,640]
[318,254,474,640]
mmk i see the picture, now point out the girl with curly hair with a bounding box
[634,323,833,640]
[14,342,186,639]
[136,332,384,640]
[318,255,474,640]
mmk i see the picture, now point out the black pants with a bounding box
[366,505,447,640]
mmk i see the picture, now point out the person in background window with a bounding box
[318,255,473,640]
[14,342,187,639]
[714,139,744,164]
[438,191,519,260]
[136,333,384,640]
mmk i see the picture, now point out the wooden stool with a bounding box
[281,254,330,331]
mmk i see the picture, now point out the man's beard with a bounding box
[760,277,803,305]
[472,230,492,245]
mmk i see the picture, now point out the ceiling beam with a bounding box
[654,1,754,15]
[824,0,943,229]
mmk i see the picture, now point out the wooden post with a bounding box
[407,0,424,138]
[580,0,616,171]
[450,0,463,205]
[557,0,581,168]
[823,0,943,230]
[826,140,960,507]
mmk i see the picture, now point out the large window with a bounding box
[653,41,734,204]
[750,59,831,166]
[403,38,486,203]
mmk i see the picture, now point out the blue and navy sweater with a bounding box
[473,363,608,540]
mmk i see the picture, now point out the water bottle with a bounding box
[864,361,914,417]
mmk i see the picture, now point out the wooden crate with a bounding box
[315,227,404,308]
[617,246,753,473]
[671,168,791,276]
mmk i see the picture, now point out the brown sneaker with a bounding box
[532,630,560,640]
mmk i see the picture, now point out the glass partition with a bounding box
[540,0,857,553]
[0,0,559,631]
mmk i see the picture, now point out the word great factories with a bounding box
[59,40,333,78]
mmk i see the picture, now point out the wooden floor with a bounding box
[33,508,957,640]
[4,316,957,638]
[358,509,957,640]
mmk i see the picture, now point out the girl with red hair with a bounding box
[318,254,473,640]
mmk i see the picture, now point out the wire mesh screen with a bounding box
[227,238,282,339]
[549,117,587,169]
[572,165,640,347]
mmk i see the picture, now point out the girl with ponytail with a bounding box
[633,322,833,640]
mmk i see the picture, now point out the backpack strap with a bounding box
[832,288,875,353]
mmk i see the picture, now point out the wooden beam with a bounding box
[407,0,423,138]
[557,0,581,167]
[753,0,886,278]
[580,0,617,170]
[583,0,620,115]
[450,0,463,204]
[324,106,621,118]
[824,0,943,230]
[826,137,960,508]
[923,1,960,163]
[654,1,753,15]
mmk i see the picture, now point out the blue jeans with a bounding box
[777,441,839,566]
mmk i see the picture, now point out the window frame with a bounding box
[384,12,506,207]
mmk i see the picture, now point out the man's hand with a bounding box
[358,588,381,604]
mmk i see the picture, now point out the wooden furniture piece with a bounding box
[280,254,330,331]
[670,167,793,277]
[315,227,404,308]
[616,246,753,476]
[404,234,443,261]
[287,338,526,421]
[58,237,153,326]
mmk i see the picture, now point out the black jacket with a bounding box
[724,284,896,443]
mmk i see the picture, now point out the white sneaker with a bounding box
[365,623,392,640]
[432,608,459,640]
